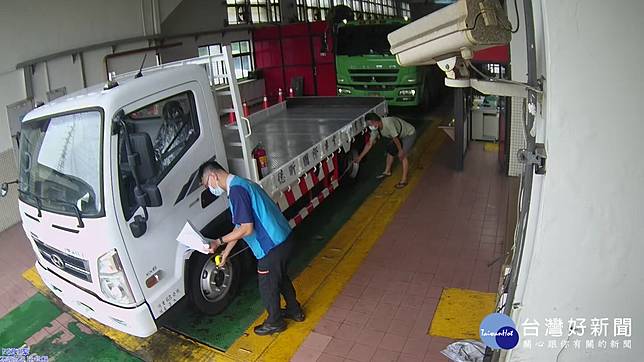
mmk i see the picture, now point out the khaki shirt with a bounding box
[370,116,415,144]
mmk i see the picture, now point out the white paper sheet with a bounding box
[176,220,210,254]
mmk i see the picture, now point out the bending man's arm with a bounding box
[392,136,405,160]
[356,138,376,163]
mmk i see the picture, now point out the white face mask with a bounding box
[368,125,378,131]
[208,175,225,196]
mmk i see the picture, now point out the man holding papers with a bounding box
[198,161,305,336]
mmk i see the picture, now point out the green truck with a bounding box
[335,20,429,107]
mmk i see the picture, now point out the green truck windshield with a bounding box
[336,24,404,56]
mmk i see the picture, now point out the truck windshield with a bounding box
[18,110,104,217]
[336,24,404,56]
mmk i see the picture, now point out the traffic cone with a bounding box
[242,101,249,116]
[278,88,284,103]
[263,95,269,109]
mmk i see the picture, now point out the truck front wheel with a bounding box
[188,252,241,315]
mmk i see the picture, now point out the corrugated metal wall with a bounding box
[508,97,526,177]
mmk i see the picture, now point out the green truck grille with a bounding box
[348,68,399,83]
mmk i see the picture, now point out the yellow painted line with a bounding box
[225,124,446,361]
[484,142,499,152]
[429,288,496,339]
[22,122,445,362]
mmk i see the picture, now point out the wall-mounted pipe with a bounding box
[152,0,161,35]
[141,0,147,36]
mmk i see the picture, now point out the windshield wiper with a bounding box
[47,198,85,228]
[18,189,85,228]
[18,189,43,217]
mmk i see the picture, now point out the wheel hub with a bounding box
[200,257,233,302]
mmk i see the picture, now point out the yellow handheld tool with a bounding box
[213,246,249,268]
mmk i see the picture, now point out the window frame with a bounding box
[226,0,281,25]
[400,1,410,18]
[197,41,255,81]
[124,91,201,185]
[198,44,226,86]
[230,40,255,80]
[296,0,400,22]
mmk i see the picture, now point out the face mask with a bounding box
[368,125,378,131]
[209,185,224,196]
[208,176,225,196]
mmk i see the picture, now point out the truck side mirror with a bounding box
[1,180,18,198]
[130,215,147,238]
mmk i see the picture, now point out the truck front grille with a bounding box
[348,69,399,74]
[348,69,399,84]
[32,234,92,282]
[356,84,397,91]
[351,75,398,83]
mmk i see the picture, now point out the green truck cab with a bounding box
[335,20,428,107]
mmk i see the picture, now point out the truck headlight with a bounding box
[398,89,416,96]
[338,88,352,95]
[98,250,135,305]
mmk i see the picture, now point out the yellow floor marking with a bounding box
[429,288,496,340]
[22,122,445,362]
[484,142,499,152]
[227,124,446,362]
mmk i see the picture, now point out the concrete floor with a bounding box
[0,130,511,361]
[0,223,36,318]
[292,141,509,362]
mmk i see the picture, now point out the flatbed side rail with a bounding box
[258,99,388,199]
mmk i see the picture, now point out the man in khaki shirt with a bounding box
[355,112,416,188]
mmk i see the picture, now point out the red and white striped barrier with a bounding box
[273,155,337,211]
[289,179,340,228]
[268,153,342,227]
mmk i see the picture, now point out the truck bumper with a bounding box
[36,261,157,337]
[337,89,420,106]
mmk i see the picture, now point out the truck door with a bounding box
[112,81,228,317]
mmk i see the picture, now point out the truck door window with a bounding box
[119,92,200,219]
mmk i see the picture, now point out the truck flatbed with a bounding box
[223,96,386,191]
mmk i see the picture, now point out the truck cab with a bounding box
[16,65,229,337]
[335,20,428,107]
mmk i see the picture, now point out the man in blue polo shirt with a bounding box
[199,161,304,335]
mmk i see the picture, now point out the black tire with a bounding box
[187,251,241,315]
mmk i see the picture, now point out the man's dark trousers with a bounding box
[257,234,300,325]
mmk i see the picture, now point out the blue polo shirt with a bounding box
[227,175,292,259]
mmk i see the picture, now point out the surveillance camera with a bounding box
[388,0,511,67]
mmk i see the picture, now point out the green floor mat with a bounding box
[29,321,141,362]
[0,293,61,348]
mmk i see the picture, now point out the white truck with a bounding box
[0,47,386,337]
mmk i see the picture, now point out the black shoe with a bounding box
[281,308,305,322]
[253,321,287,336]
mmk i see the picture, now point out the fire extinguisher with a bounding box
[253,142,269,178]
